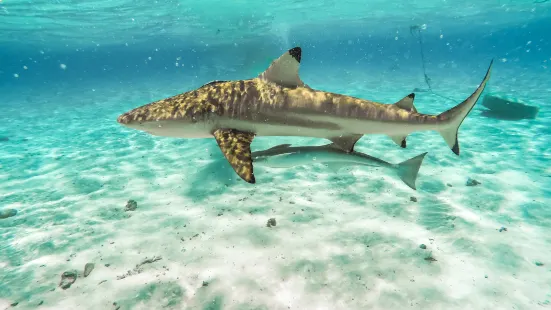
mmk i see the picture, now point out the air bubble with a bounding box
[60,64,67,70]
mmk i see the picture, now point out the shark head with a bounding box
[116,80,235,138]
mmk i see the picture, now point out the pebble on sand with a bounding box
[466,178,481,187]
[0,209,17,219]
[419,244,427,249]
[59,270,78,290]
[84,263,95,277]
[266,218,277,228]
[124,200,137,212]
[535,261,544,267]
[410,196,418,202]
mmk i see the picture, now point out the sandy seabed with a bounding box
[1,64,550,310]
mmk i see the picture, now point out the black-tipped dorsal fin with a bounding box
[258,47,304,88]
[394,93,418,113]
[213,129,256,184]
[264,144,292,151]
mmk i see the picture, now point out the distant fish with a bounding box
[117,46,492,184]
[252,143,428,190]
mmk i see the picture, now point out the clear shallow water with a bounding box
[1,1,551,309]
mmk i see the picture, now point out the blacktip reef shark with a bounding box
[252,143,428,190]
[117,47,493,184]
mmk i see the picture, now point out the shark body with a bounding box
[252,143,428,190]
[117,47,493,184]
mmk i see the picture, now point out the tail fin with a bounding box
[437,60,494,155]
[396,152,428,190]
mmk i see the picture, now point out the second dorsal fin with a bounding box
[258,47,304,88]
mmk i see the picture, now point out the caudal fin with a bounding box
[396,152,428,190]
[437,60,494,155]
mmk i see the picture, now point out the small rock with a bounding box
[419,244,427,250]
[104,263,110,267]
[466,178,481,187]
[0,209,17,219]
[484,275,488,279]
[10,302,18,307]
[124,200,137,212]
[410,196,417,202]
[446,183,452,187]
[535,261,544,267]
[266,218,277,228]
[59,270,77,290]
[38,301,43,306]
[202,281,209,287]
[499,227,507,232]
[84,263,95,277]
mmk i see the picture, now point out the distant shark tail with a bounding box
[437,60,493,155]
[396,152,428,190]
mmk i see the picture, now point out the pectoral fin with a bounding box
[213,129,256,184]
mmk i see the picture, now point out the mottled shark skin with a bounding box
[117,47,493,184]
[252,143,428,190]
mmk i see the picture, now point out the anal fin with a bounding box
[388,135,407,148]
[213,129,256,184]
[329,134,363,152]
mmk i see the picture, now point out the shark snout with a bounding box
[117,113,132,125]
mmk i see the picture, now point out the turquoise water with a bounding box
[1,1,550,309]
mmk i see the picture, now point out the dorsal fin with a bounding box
[258,47,304,88]
[394,93,418,113]
[329,134,363,153]
[264,144,292,151]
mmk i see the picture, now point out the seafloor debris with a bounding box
[480,93,539,120]
[124,200,138,211]
[84,263,95,277]
[59,270,78,289]
[266,218,277,228]
[466,178,481,187]
[410,196,418,202]
[202,281,209,287]
[424,254,437,262]
[499,227,507,232]
[0,209,17,219]
[535,261,544,267]
[117,256,162,280]
[419,244,427,250]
